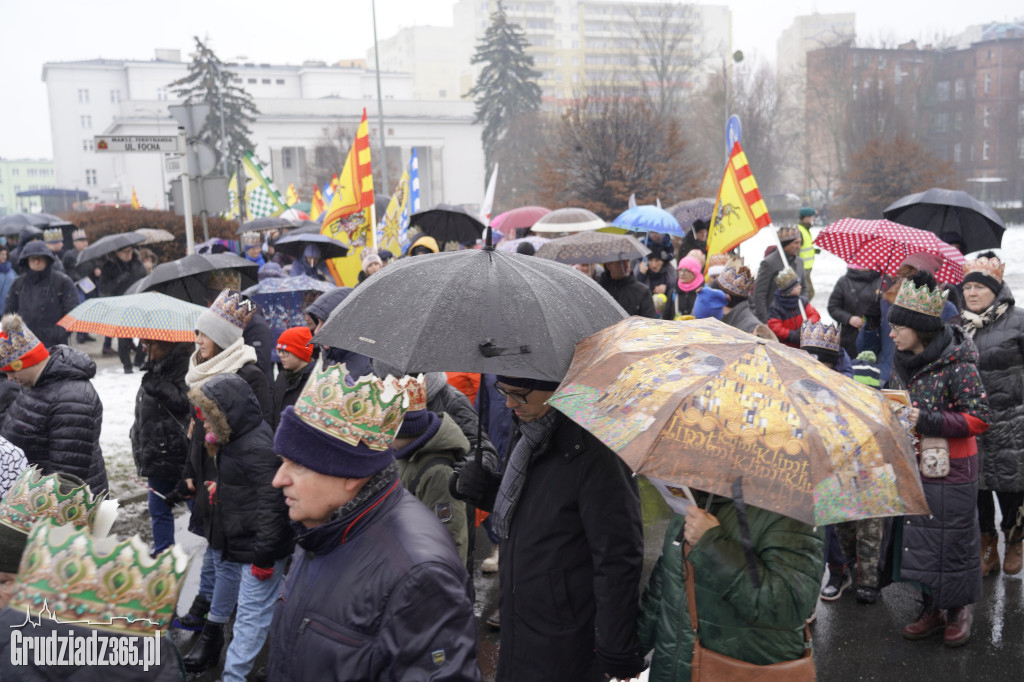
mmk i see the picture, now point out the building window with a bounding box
[983,140,990,160]
[439,89,447,97]
[954,112,964,131]
[77,89,89,103]
[81,115,92,129]
[248,78,257,84]
[852,82,858,100]
[1018,137,1024,159]
[156,88,168,100]
[276,79,285,85]
[11,169,18,176]
[1019,69,1024,92]
[82,139,91,151]
[110,89,121,103]
[282,148,293,170]
[1018,103,1024,126]
[261,78,271,84]
[983,106,991,128]
[853,54,859,67]
[934,113,949,133]
[955,79,965,100]
[85,169,97,186]
[985,73,992,94]
[878,56,886,69]
[936,81,950,101]
[953,143,962,163]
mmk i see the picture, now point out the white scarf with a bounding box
[185,337,258,390]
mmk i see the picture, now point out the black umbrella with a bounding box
[410,204,485,244]
[0,213,72,236]
[273,233,349,260]
[882,188,1005,253]
[313,236,627,382]
[237,216,295,234]
[288,221,324,235]
[127,253,258,305]
[535,232,651,265]
[76,232,147,266]
[0,222,42,238]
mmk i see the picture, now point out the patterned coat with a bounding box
[962,283,1024,492]
[892,324,991,609]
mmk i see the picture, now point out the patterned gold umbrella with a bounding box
[548,316,929,525]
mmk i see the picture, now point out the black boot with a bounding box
[173,593,210,631]
[182,620,224,673]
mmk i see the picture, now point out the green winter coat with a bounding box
[396,413,470,562]
[638,501,824,682]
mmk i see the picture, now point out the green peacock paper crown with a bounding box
[293,361,409,452]
[800,321,842,352]
[0,467,105,534]
[9,520,190,635]
[208,289,256,330]
[893,277,948,318]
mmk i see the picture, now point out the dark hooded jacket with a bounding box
[961,283,1024,492]
[827,268,882,357]
[98,251,147,297]
[271,360,315,430]
[598,270,657,319]
[892,325,991,609]
[0,345,107,494]
[188,373,293,567]
[130,343,192,481]
[266,465,481,681]
[4,243,78,348]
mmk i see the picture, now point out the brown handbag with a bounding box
[684,545,815,681]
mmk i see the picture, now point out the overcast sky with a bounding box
[0,0,1017,159]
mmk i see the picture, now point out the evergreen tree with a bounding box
[170,37,259,172]
[467,2,542,170]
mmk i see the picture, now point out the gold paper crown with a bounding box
[774,269,799,290]
[207,269,241,291]
[293,361,409,452]
[10,521,190,635]
[718,263,754,297]
[800,321,842,353]
[43,228,63,243]
[777,226,799,243]
[72,228,87,241]
[893,278,948,318]
[706,253,730,269]
[963,257,1004,284]
[208,289,256,330]
[241,231,261,247]
[0,467,105,534]
[393,374,428,412]
[0,313,44,371]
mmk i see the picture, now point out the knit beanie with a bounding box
[962,256,1004,295]
[195,290,256,351]
[0,314,49,373]
[852,350,881,389]
[496,375,561,392]
[677,256,704,293]
[277,326,313,362]
[692,286,728,320]
[887,272,947,332]
[774,269,801,295]
[361,248,383,272]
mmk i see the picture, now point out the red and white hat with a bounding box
[0,314,49,373]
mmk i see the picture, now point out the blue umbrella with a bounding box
[611,205,684,237]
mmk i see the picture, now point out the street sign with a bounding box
[94,135,181,153]
[726,115,742,159]
[165,155,184,175]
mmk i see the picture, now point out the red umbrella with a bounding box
[490,206,551,236]
[814,218,967,284]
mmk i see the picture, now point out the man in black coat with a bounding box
[271,326,315,429]
[452,375,645,682]
[827,267,882,358]
[3,241,78,349]
[99,246,148,372]
[598,258,657,319]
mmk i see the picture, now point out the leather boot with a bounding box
[182,620,224,673]
[1004,529,1023,575]
[944,605,973,647]
[902,596,946,640]
[981,532,1000,577]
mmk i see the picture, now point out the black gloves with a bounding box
[162,479,194,507]
[449,459,501,513]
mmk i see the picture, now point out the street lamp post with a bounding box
[371,0,389,199]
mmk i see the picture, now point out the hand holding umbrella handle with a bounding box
[449,460,501,512]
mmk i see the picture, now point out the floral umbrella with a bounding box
[548,316,928,526]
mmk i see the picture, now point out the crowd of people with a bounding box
[0,209,1021,681]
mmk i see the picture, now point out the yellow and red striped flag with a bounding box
[286,183,299,207]
[321,109,375,285]
[131,187,140,210]
[705,142,771,266]
[310,185,326,221]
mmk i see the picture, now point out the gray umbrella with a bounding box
[668,197,716,228]
[128,253,258,304]
[237,216,295,234]
[76,232,147,265]
[313,242,627,382]
[535,231,650,265]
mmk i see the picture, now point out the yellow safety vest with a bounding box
[798,224,815,271]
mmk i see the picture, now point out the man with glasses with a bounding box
[452,375,645,682]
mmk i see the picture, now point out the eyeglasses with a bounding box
[890,324,908,333]
[495,384,532,405]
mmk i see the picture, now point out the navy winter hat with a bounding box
[496,375,561,392]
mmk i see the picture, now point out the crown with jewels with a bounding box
[207,289,256,330]
[42,228,63,243]
[0,467,105,535]
[777,225,799,244]
[391,374,427,412]
[72,229,87,241]
[718,261,754,297]
[800,321,842,352]
[9,520,190,635]
[293,361,409,452]
[893,277,948,318]
[963,256,1004,283]
[0,313,47,372]
[241,231,261,248]
[707,253,730,269]
[206,269,241,291]
[774,268,799,291]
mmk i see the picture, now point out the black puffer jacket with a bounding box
[271,361,315,430]
[827,268,881,357]
[189,373,293,566]
[598,271,657,319]
[4,248,78,348]
[0,345,107,493]
[243,311,275,385]
[130,343,192,481]
[963,283,1024,492]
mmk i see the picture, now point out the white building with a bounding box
[367,26,461,100]
[42,50,484,211]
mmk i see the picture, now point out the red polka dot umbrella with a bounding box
[814,218,967,284]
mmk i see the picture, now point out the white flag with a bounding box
[480,163,499,223]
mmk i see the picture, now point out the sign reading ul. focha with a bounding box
[94,135,181,153]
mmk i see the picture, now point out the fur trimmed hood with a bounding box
[188,372,264,447]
